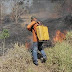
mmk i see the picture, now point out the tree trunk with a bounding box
[2,38,5,56]
[0,1,2,25]
[15,1,18,24]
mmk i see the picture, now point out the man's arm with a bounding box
[27,21,36,31]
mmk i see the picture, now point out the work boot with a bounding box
[41,57,47,63]
[33,60,38,66]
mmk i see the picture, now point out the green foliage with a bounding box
[66,31,72,39]
[0,29,10,55]
[66,31,72,46]
[0,29,9,39]
[45,31,72,72]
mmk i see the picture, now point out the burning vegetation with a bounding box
[53,30,66,43]
[0,0,72,72]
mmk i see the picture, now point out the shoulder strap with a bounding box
[32,25,39,40]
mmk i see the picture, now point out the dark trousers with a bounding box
[32,42,46,63]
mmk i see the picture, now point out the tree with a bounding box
[0,29,9,55]
[0,0,2,25]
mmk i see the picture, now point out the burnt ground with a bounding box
[0,14,72,55]
[44,14,72,40]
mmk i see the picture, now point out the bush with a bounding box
[0,31,72,72]
[0,29,9,55]
[0,43,33,72]
[45,31,72,72]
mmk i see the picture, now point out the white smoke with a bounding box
[24,0,33,7]
[2,0,33,15]
[2,0,14,15]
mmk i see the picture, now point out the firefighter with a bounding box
[27,16,47,65]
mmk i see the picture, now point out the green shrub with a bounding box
[66,31,72,46]
[45,31,72,72]
[0,44,32,72]
[0,29,9,55]
[0,29,9,39]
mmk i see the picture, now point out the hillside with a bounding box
[0,0,72,72]
[0,31,72,72]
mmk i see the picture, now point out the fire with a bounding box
[53,30,66,43]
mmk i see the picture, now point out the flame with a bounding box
[53,30,66,43]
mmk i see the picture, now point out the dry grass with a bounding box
[0,31,71,72]
[44,31,72,72]
[0,43,32,72]
[0,43,50,72]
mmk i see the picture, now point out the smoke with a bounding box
[1,0,72,20]
[2,0,14,15]
[1,0,33,15]
[24,0,33,7]
[30,0,72,19]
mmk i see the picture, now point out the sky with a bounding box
[2,0,33,14]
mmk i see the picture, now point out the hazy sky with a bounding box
[2,0,33,14]
[2,0,14,14]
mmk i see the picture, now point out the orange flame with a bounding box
[53,30,66,43]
